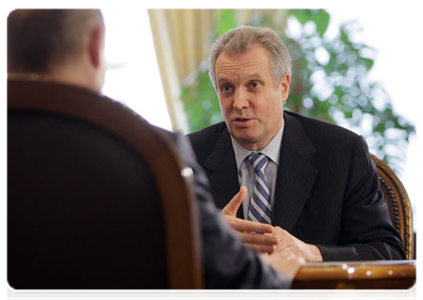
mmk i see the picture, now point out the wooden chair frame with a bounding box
[370,153,414,260]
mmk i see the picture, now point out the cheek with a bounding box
[219,98,232,113]
[257,96,283,120]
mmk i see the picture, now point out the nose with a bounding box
[233,89,250,110]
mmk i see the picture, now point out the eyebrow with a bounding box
[217,73,265,85]
[217,77,232,87]
[246,73,265,80]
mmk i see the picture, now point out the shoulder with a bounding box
[188,122,227,140]
[285,111,360,147]
[187,122,228,148]
[285,111,357,136]
[283,111,370,169]
[186,122,231,165]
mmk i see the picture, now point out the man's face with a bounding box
[214,46,290,151]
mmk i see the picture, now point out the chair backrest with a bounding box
[8,78,203,289]
[370,153,414,260]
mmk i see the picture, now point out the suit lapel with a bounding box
[273,112,318,231]
[202,127,241,215]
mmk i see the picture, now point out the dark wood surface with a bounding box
[289,260,420,300]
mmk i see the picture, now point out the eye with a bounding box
[221,84,233,93]
[250,81,260,89]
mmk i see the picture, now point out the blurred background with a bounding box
[101,7,420,217]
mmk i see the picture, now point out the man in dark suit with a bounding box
[188,26,405,261]
[8,10,304,288]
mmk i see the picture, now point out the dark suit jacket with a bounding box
[170,132,291,288]
[188,111,405,261]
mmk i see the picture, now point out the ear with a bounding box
[88,26,105,68]
[280,74,290,104]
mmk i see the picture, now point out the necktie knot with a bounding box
[248,152,269,172]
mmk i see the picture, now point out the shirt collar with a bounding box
[231,119,285,171]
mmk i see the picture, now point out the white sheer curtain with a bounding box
[101,8,172,131]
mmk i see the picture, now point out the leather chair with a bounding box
[8,78,203,289]
[370,154,414,259]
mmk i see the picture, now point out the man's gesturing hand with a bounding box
[271,226,323,262]
[260,250,306,279]
[221,186,278,253]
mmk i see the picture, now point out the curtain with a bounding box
[148,9,216,131]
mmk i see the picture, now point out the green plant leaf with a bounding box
[217,10,237,35]
[361,57,374,70]
[313,10,330,36]
[288,9,311,25]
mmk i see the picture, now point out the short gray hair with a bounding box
[209,26,292,90]
[8,9,104,73]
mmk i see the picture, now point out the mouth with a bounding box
[233,117,254,127]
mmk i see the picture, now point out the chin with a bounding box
[232,131,257,145]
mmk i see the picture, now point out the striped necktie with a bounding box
[247,152,272,224]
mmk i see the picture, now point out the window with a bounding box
[101,8,172,131]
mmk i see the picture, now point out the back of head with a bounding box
[7,9,104,74]
[209,26,292,88]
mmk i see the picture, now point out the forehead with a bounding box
[215,46,272,81]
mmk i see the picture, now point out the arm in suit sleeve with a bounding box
[175,133,292,288]
[316,136,406,260]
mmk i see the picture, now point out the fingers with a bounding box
[221,186,247,217]
[239,232,278,246]
[262,249,306,279]
[272,226,297,246]
[240,232,278,253]
[270,227,323,262]
[244,243,274,254]
[283,252,306,278]
[227,216,273,234]
[224,215,277,253]
[282,250,299,261]
[286,252,306,273]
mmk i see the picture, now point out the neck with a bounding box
[8,71,101,94]
[9,52,103,93]
[8,72,52,81]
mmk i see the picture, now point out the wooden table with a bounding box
[292,260,416,289]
